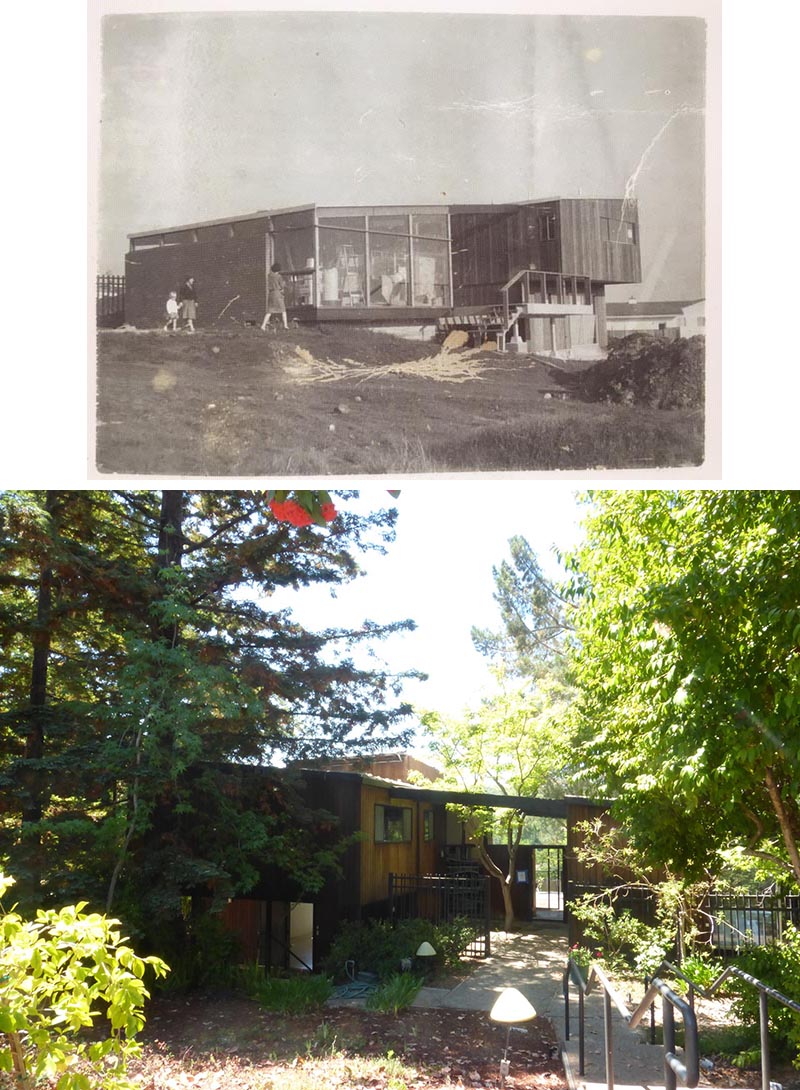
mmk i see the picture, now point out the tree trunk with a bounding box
[157,490,185,571]
[474,841,517,931]
[764,765,800,886]
[500,878,515,932]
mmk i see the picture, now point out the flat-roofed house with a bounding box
[125,197,641,353]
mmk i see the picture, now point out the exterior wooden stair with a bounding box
[437,307,523,352]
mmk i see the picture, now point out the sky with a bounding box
[96,4,706,301]
[267,485,586,732]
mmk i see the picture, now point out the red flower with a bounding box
[320,502,337,522]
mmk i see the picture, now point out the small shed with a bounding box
[606,298,705,340]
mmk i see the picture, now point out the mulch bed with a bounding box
[126,993,568,1089]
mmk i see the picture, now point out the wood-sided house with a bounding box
[125,197,641,354]
[214,756,609,971]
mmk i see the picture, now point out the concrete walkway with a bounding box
[412,923,722,1090]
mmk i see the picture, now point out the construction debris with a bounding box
[283,343,500,385]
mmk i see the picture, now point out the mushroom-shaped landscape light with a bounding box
[489,988,537,1087]
[415,941,437,975]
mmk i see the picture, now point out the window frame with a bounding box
[374,804,413,844]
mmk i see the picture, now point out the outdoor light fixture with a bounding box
[414,941,437,976]
[489,987,537,1088]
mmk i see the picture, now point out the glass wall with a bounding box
[412,237,450,306]
[318,219,367,306]
[369,229,409,306]
[272,209,316,308]
[315,209,451,309]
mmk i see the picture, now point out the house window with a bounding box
[601,217,636,244]
[423,810,434,842]
[375,805,412,843]
[538,213,557,241]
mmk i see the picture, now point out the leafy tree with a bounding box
[0,871,168,1089]
[566,489,800,888]
[0,490,419,948]
[420,672,573,930]
[470,535,572,680]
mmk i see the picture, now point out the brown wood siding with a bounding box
[359,786,426,907]
[558,199,641,284]
[219,898,266,964]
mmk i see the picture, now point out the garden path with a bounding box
[413,923,752,1090]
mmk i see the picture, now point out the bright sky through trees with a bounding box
[268,487,585,717]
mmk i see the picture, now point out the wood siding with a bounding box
[361,789,427,906]
[558,199,641,284]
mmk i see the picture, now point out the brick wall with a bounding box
[124,236,268,328]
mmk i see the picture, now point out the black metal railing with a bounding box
[707,893,800,951]
[564,957,699,1090]
[644,958,800,1090]
[389,872,491,958]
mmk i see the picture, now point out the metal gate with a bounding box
[388,872,491,957]
[533,845,566,920]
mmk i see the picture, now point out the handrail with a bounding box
[645,959,800,1090]
[499,269,531,331]
[563,957,699,1090]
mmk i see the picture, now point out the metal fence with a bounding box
[388,872,491,958]
[567,885,800,953]
[707,893,800,951]
[97,274,125,327]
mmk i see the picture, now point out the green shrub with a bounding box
[672,952,728,995]
[577,334,705,410]
[152,909,242,993]
[243,970,333,1014]
[569,894,672,974]
[322,917,477,981]
[0,872,169,1090]
[730,925,800,1067]
[366,972,424,1014]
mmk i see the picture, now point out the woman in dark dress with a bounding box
[261,264,288,332]
[178,276,198,333]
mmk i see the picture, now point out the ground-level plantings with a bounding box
[366,972,424,1014]
[730,924,800,1069]
[240,968,334,1014]
[322,917,479,983]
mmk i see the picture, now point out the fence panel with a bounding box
[389,872,491,958]
[707,893,800,952]
[97,274,126,327]
[566,886,800,954]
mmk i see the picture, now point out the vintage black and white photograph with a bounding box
[93,4,711,477]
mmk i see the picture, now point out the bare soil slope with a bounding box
[95,327,704,475]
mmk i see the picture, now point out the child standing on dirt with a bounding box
[261,264,288,332]
[164,290,179,332]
